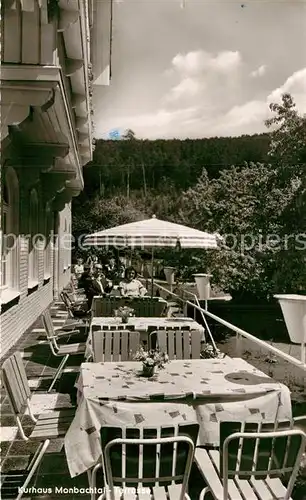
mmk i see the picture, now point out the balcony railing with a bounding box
[146,279,306,375]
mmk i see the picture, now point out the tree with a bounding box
[265,93,306,171]
[178,163,303,300]
[265,93,306,292]
[122,129,136,141]
[176,94,306,300]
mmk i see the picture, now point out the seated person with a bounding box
[85,254,99,274]
[73,257,84,279]
[65,275,86,302]
[119,266,147,298]
[65,274,77,294]
[91,264,113,296]
[79,264,112,310]
[78,264,94,308]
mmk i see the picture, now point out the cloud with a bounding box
[96,61,306,140]
[268,67,306,113]
[171,50,241,76]
[158,52,305,137]
[164,49,242,105]
[212,51,242,72]
[171,50,207,75]
[250,64,267,78]
[103,107,198,139]
[166,77,200,101]
[216,100,269,133]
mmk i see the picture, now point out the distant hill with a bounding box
[82,133,270,196]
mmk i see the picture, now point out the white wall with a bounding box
[1,202,72,358]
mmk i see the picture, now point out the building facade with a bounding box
[0,0,112,356]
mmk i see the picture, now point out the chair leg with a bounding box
[48,354,69,393]
[27,399,38,424]
[199,487,211,500]
[16,415,29,441]
[90,463,102,500]
[16,439,50,500]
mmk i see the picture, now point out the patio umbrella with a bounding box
[84,215,220,249]
[84,215,221,295]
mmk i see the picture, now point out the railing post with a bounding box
[235,333,242,357]
[183,301,188,317]
[302,313,306,365]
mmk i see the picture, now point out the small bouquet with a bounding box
[134,347,169,377]
[114,306,135,323]
[200,344,224,359]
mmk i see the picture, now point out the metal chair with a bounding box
[293,414,306,433]
[41,310,86,392]
[92,329,140,362]
[196,420,306,500]
[42,307,85,338]
[1,351,75,500]
[156,328,201,359]
[91,423,199,500]
[60,291,89,320]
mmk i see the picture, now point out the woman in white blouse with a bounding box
[119,266,147,297]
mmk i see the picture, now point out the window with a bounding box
[63,216,71,270]
[68,222,71,269]
[28,189,39,286]
[44,203,52,278]
[1,167,19,296]
[1,201,8,288]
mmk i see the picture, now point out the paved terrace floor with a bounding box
[0,302,204,500]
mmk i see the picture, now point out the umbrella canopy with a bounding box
[84,215,220,249]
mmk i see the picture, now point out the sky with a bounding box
[93,0,306,140]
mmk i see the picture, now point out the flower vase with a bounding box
[142,364,155,377]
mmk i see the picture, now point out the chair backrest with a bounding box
[156,329,201,359]
[92,296,114,317]
[60,291,70,306]
[41,311,59,354]
[148,325,191,350]
[60,291,74,318]
[92,324,135,333]
[92,329,140,362]
[101,423,199,500]
[294,414,306,434]
[92,296,167,317]
[41,310,56,341]
[2,352,31,415]
[133,298,167,317]
[220,420,306,500]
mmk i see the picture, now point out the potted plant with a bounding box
[164,267,176,292]
[114,306,135,324]
[274,294,306,344]
[134,347,169,377]
[200,344,224,359]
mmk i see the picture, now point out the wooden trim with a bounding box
[2,0,22,63]
[65,58,83,77]
[58,9,79,32]
[21,0,40,64]
[1,64,61,81]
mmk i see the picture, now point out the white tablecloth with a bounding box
[86,316,205,358]
[65,357,292,477]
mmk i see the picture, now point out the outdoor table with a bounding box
[86,316,205,359]
[65,357,292,478]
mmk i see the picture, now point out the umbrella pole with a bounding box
[151,247,154,297]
